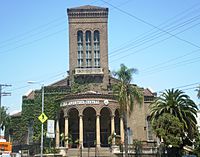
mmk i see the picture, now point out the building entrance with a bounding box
[100,107,111,147]
[83,107,96,147]
[68,108,79,148]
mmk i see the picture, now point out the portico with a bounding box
[55,93,124,148]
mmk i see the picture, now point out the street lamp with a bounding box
[28,81,44,157]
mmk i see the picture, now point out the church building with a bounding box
[11,5,157,156]
[52,5,156,149]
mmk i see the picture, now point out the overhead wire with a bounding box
[0,0,101,49]
[157,82,200,94]
[139,55,200,77]
[7,71,67,92]
[1,0,200,95]
[102,1,200,77]
[109,14,200,59]
[0,28,67,55]
[140,49,200,73]
[0,20,67,50]
[110,20,200,63]
[0,16,66,46]
[101,0,200,49]
[109,2,200,53]
[106,1,198,73]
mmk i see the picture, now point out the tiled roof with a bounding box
[49,77,69,87]
[11,112,21,117]
[143,88,155,97]
[26,90,35,99]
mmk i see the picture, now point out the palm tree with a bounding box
[196,85,200,99]
[113,64,143,157]
[150,89,198,143]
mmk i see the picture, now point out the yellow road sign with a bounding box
[38,113,48,123]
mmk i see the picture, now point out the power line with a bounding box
[109,14,200,59]
[101,0,200,49]
[0,20,66,50]
[8,71,67,92]
[156,82,200,93]
[0,0,99,48]
[109,2,200,53]
[0,16,66,46]
[110,20,200,63]
[140,49,200,72]
[137,58,200,79]
[139,51,200,76]
[0,28,66,55]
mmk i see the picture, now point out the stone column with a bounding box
[56,119,60,147]
[65,117,68,148]
[120,117,124,143]
[111,115,115,145]
[96,114,100,147]
[79,115,83,147]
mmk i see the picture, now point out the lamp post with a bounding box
[28,81,44,157]
[41,84,44,157]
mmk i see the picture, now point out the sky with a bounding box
[0,0,200,114]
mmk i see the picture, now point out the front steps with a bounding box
[66,147,117,157]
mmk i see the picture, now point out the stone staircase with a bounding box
[66,147,117,157]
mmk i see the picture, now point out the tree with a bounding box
[112,64,143,157]
[0,106,10,138]
[150,89,198,149]
[193,132,200,157]
[152,113,184,149]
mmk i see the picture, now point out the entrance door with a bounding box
[83,107,96,147]
[100,107,111,147]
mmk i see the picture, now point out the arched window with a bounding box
[146,116,153,141]
[94,30,100,68]
[77,31,83,68]
[77,31,83,43]
[85,31,91,43]
[85,31,92,67]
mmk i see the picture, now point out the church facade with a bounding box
[52,5,156,149]
[10,5,158,156]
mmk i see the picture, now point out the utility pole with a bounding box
[0,84,11,138]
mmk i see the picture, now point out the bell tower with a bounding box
[67,5,109,90]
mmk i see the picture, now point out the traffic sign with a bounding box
[38,113,48,123]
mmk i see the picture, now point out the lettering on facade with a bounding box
[75,68,103,75]
[61,100,100,107]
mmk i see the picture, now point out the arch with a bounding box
[77,30,83,68]
[85,30,91,42]
[94,30,100,68]
[77,30,83,43]
[115,109,120,135]
[83,107,96,147]
[99,106,112,116]
[146,115,153,141]
[68,108,79,148]
[94,30,100,42]
[67,106,79,116]
[59,109,65,146]
[85,30,92,67]
[100,107,111,147]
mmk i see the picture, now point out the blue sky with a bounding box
[0,0,200,114]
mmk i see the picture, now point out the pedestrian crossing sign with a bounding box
[38,113,48,123]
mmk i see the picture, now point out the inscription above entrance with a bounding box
[61,100,100,107]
